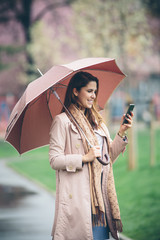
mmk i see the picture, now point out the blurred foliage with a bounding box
[0,0,75,87]
[0,45,24,71]
[0,0,75,43]
[27,21,62,74]
[142,0,160,17]
[0,45,24,55]
[71,0,153,72]
[18,21,63,83]
[0,63,9,71]
[0,0,159,93]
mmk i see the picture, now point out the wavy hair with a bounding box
[62,71,102,128]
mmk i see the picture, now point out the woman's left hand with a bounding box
[118,112,134,136]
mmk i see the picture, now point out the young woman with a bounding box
[49,71,133,240]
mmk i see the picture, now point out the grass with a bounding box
[0,141,19,158]
[1,127,160,240]
[0,143,56,192]
[114,128,160,240]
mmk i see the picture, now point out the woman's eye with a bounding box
[87,90,97,94]
[88,89,97,93]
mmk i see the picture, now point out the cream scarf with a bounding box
[68,104,122,231]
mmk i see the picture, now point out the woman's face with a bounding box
[73,81,97,111]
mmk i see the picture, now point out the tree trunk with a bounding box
[20,0,34,67]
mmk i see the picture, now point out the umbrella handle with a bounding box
[97,154,110,165]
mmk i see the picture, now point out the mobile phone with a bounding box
[122,104,135,125]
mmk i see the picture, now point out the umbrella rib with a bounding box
[27,92,46,109]
[46,89,53,120]
[27,84,67,109]
[6,113,18,135]
[56,83,67,87]
[19,105,28,154]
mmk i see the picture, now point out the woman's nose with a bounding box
[91,92,96,99]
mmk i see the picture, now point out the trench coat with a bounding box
[49,112,128,240]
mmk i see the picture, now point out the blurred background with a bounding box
[0,1,160,240]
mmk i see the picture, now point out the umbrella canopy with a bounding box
[5,58,126,154]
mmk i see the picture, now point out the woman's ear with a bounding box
[73,88,78,97]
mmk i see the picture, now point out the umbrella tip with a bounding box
[37,68,43,76]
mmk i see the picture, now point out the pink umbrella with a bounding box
[5,58,125,154]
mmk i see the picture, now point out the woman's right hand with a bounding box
[82,146,101,163]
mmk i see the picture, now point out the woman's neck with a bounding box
[75,102,85,113]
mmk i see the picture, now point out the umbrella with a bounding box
[5,57,126,154]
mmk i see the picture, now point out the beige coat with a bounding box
[49,112,127,240]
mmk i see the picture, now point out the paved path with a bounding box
[0,160,55,240]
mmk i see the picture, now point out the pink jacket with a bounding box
[49,112,127,240]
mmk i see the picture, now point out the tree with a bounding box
[0,0,74,45]
[0,0,75,74]
[140,0,160,53]
[26,21,62,80]
[142,0,160,18]
[71,0,152,75]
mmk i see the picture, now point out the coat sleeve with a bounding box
[49,115,83,172]
[109,134,128,164]
[101,122,128,164]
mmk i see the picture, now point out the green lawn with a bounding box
[0,143,56,192]
[0,128,160,240]
[114,128,160,240]
[0,141,19,158]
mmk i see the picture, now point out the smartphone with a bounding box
[122,104,135,125]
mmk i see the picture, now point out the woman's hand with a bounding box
[118,112,134,136]
[82,146,101,163]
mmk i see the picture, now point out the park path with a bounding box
[0,159,55,240]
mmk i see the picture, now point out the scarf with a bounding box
[68,104,122,231]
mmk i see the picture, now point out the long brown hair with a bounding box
[62,71,102,128]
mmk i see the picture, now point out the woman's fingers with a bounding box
[120,114,126,125]
[119,111,134,133]
[130,111,134,117]
[123,113,133,128]
[92,146,101,157]
[83,146,101,163]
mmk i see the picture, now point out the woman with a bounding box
[49,71,133,240]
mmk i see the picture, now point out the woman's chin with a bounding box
[86,105,93,109]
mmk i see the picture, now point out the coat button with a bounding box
[68,166,73,170]
[75,143,80,149]
[69,194,72,199]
